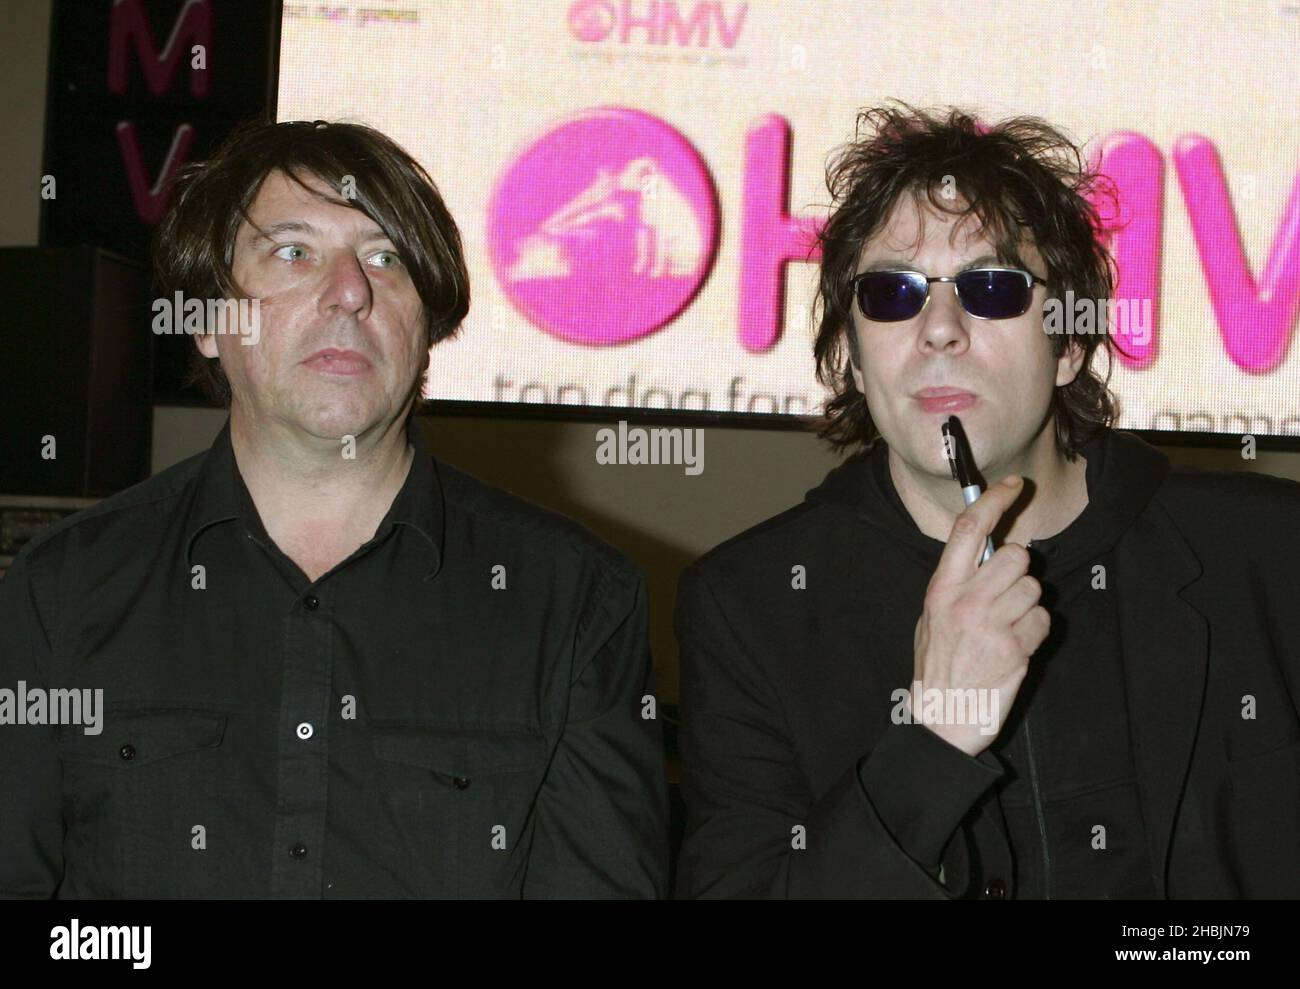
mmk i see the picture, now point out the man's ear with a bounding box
[415,346,432,399]
[196,328,219,359]
[1055,338,1085,388]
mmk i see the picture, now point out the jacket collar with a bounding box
[183,415,444,580]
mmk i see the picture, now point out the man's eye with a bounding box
[274,245,307,262]
[369,251,402,269]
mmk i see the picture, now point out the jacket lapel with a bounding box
[1113,502,1209,898]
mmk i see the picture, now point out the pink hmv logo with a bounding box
[567,0,748,48]
[487,107,719,345]
[567,0,615,41]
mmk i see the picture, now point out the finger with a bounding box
[986,571,1042,627]
[972,541,1033,596]
[1010,605,1052,657]
[933,475,1024,586]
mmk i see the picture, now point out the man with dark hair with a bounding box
[675,102,1300,899]
[0,119,667,898]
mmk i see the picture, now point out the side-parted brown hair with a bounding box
[152,116,470,406]
[811,101,1121,457]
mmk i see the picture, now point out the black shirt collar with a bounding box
[866,429,1110,572]
[806,426,1171,577]
[184,416,444,580]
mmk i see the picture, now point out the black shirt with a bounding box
[0,417,668,898]
[861,432,1155,898]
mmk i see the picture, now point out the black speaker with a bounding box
[0,246,152,497]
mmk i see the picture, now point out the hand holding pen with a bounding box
[901,414,1051,758]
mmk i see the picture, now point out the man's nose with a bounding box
[319,251,373,315]
[917,281,971,352]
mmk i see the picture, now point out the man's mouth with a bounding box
[913,387,978,414]
[302,348,372,376]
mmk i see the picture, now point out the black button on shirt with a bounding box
[0,417,668,898]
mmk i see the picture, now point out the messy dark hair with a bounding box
[812,100,1121,457]
[152,116,470,407]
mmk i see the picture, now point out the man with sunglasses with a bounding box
[674,103,1300,899]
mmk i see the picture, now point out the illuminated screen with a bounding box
[277,0,1300,437]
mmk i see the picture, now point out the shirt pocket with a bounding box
[369,725,550,897]
[57,710,229,897]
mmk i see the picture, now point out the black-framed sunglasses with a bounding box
[852,267,1048,322]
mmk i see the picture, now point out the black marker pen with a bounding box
[941,415,995,565]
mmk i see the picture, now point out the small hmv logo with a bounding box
[567,0,748,48]
[487,107,718,345]
[568,0,616,41]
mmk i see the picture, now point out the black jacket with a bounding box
[674,428,1300,898]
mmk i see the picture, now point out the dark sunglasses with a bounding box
[852,267,1048,322]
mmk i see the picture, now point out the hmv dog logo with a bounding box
[568,0,616,41]
[506,157,700,281]
[567,0,749,48]
[487,107,719,345]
